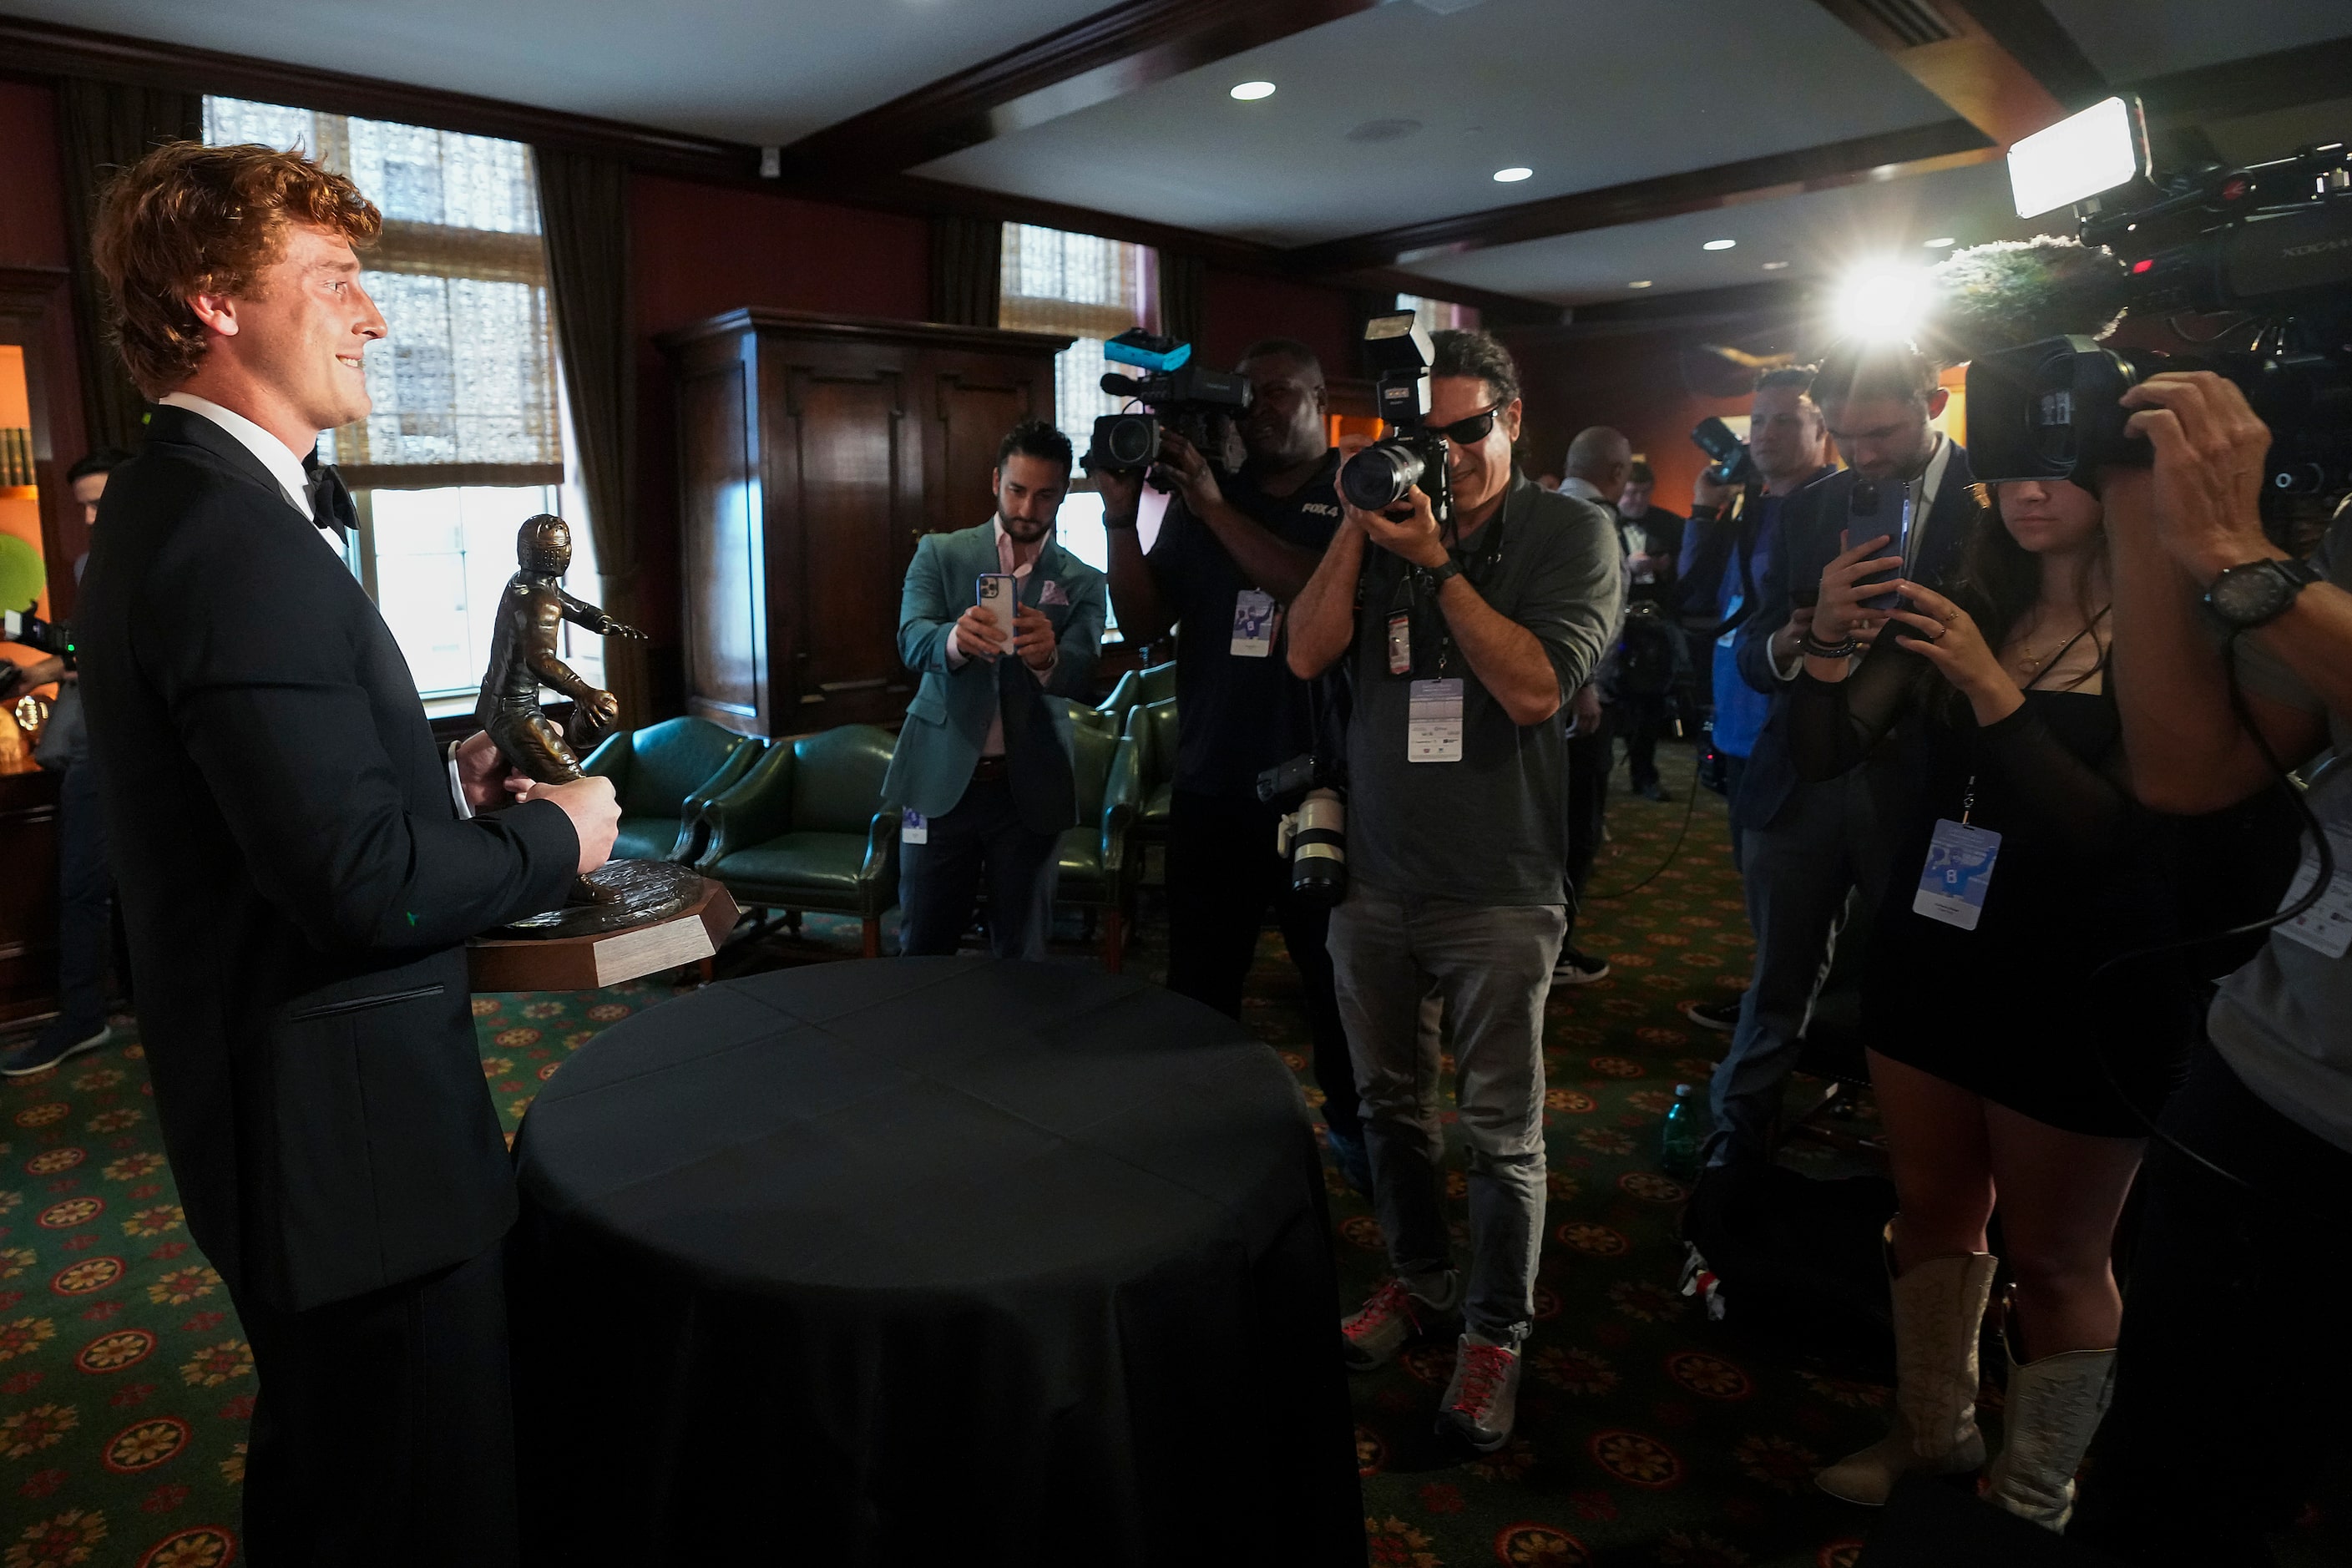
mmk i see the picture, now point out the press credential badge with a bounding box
[1230,589,1277,658]
[901,810,928,846]
[1407,678,1464,762]
[1914,818,2001,930]
[2274,827,2352,960]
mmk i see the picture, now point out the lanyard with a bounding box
[1383,504,1509,679]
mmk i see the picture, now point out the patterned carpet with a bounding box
[0,745,2334,1564]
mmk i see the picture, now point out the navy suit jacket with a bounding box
[1727,442,1978,832]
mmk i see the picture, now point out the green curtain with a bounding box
[56,78,203,454]
[1157,251,1206,351]
[928,215,1002,327]
[534,145,648,722]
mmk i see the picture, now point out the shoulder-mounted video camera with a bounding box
[1338,312,1455,533]
[1966,95,2352,502]
[1081,330,1252,482]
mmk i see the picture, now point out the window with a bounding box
[202,97,599,702]
[1397,293,1479,335]
[999,224,1157,589]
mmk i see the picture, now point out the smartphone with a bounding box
[1690,417,1757,487]
[976,573,1018,650]
[1848,482,1913,613]
[1790,585,1820,610]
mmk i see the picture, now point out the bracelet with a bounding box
[1800,634,1859,660]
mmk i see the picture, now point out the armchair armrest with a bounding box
[671,738,765,864]
[1099,732,1142,888]
[695,743,797,867]
[859,809,901,917]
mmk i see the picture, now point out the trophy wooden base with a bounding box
[468,878,740,992]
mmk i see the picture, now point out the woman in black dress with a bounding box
[1793,478,2189,1530]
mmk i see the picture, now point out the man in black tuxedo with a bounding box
[78,140,620,1565]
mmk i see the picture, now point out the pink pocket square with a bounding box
[1038,580,1070,607]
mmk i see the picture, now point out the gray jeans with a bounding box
[1705,768,1891,1166]
[1328,886,1565,1345]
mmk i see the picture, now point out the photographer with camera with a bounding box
[0,448,131,1077]
[1095,339,1368,1187]
[1694,345,1969,1152]
[2062,376,2352,1565]
[1288,327,1621,1451]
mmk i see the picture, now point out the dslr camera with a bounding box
[1082,330,1252,479]
[1338,312,1454,531]
[1257,752,1347,908]
[1967,95,2352,500]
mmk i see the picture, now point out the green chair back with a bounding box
[617,716,759,817]
[787,724,896,836]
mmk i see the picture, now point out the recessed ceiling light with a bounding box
[1761,260,1791,271]
[1925,235,1956,247]
[1230,81,1276,101]
[1493,166,1533,183]
[1628,280,1654,289]
[1702,239,1737,251]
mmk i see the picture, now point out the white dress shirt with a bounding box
[157,392,345,559]
[943,518,1057,759]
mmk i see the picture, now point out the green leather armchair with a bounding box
[1056,695,1120,740]
[578,716,764,863]
[1055,716,1141,971]
[695,724,898,958]
[1120,695,1179,844]
[1095,660,1176,734]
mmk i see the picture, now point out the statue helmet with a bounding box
[518,514,572,576]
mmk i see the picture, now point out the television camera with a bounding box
[1081,330,1251,480]
[1967,95,2352,499]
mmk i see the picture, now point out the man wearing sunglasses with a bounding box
[1288,329,1621,1453]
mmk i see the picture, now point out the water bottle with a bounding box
[1660,1083,1702,1182]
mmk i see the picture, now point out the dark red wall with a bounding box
[628,174,928,697]
[1500,326,1765,512]
[1200,266,1357,380]
[0,80,70,271]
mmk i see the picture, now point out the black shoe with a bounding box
[0,1019,113,1077]
[1550,946,1611,986]
[1635,780,1670,802]
[1682,997,1743,1033]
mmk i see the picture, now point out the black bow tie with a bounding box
[303,453,355,539]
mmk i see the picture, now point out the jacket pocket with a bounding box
[287,983,446,1024]
[905,688,948,725]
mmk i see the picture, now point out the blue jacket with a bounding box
[1727,443,1978,833]
[880,521,1108,822]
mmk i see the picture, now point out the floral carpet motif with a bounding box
[3,746,2337,1564]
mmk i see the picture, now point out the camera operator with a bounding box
[0,448,131,1077]
[1288,330,1620,1451]
[2066,376,2352,1565]
[1095,339,1368,1189]
[1558,426,1634,959]
[1697,345,1970,1156]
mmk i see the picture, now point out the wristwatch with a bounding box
[2205,556,2324,630]
[1424,558,1464,588]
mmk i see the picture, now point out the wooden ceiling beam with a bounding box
[1284,119,1998,276]
[1808,0,2103,144]
[775,0,1374,180]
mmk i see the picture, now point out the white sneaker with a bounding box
[1438,1333,1522,1452]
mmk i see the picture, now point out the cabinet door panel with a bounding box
[924,362,1050,539]
[679,357,766,731]
[781,369,908,723]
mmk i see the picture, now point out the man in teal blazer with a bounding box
[884,419,1108,959]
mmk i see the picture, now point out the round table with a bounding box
[509,959,1363,1565]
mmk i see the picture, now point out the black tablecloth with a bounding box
[510,959,1363,1566]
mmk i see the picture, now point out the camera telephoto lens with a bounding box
[1340,439,1424,512]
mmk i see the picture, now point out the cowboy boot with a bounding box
[1818,1251,1998,1506]
[1983,1338,2117,1530]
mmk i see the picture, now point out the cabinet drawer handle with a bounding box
[288,983,447,1023]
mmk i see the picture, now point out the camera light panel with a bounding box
[2008,97,2144,220]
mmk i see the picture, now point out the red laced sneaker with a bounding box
[1439,1335,1523,1452]
[1340,1273,1459,1372]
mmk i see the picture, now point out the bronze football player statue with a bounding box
[478,514,645,787]
[479,514,653,913]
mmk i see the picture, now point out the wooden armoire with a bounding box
[659,310,1072,736]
